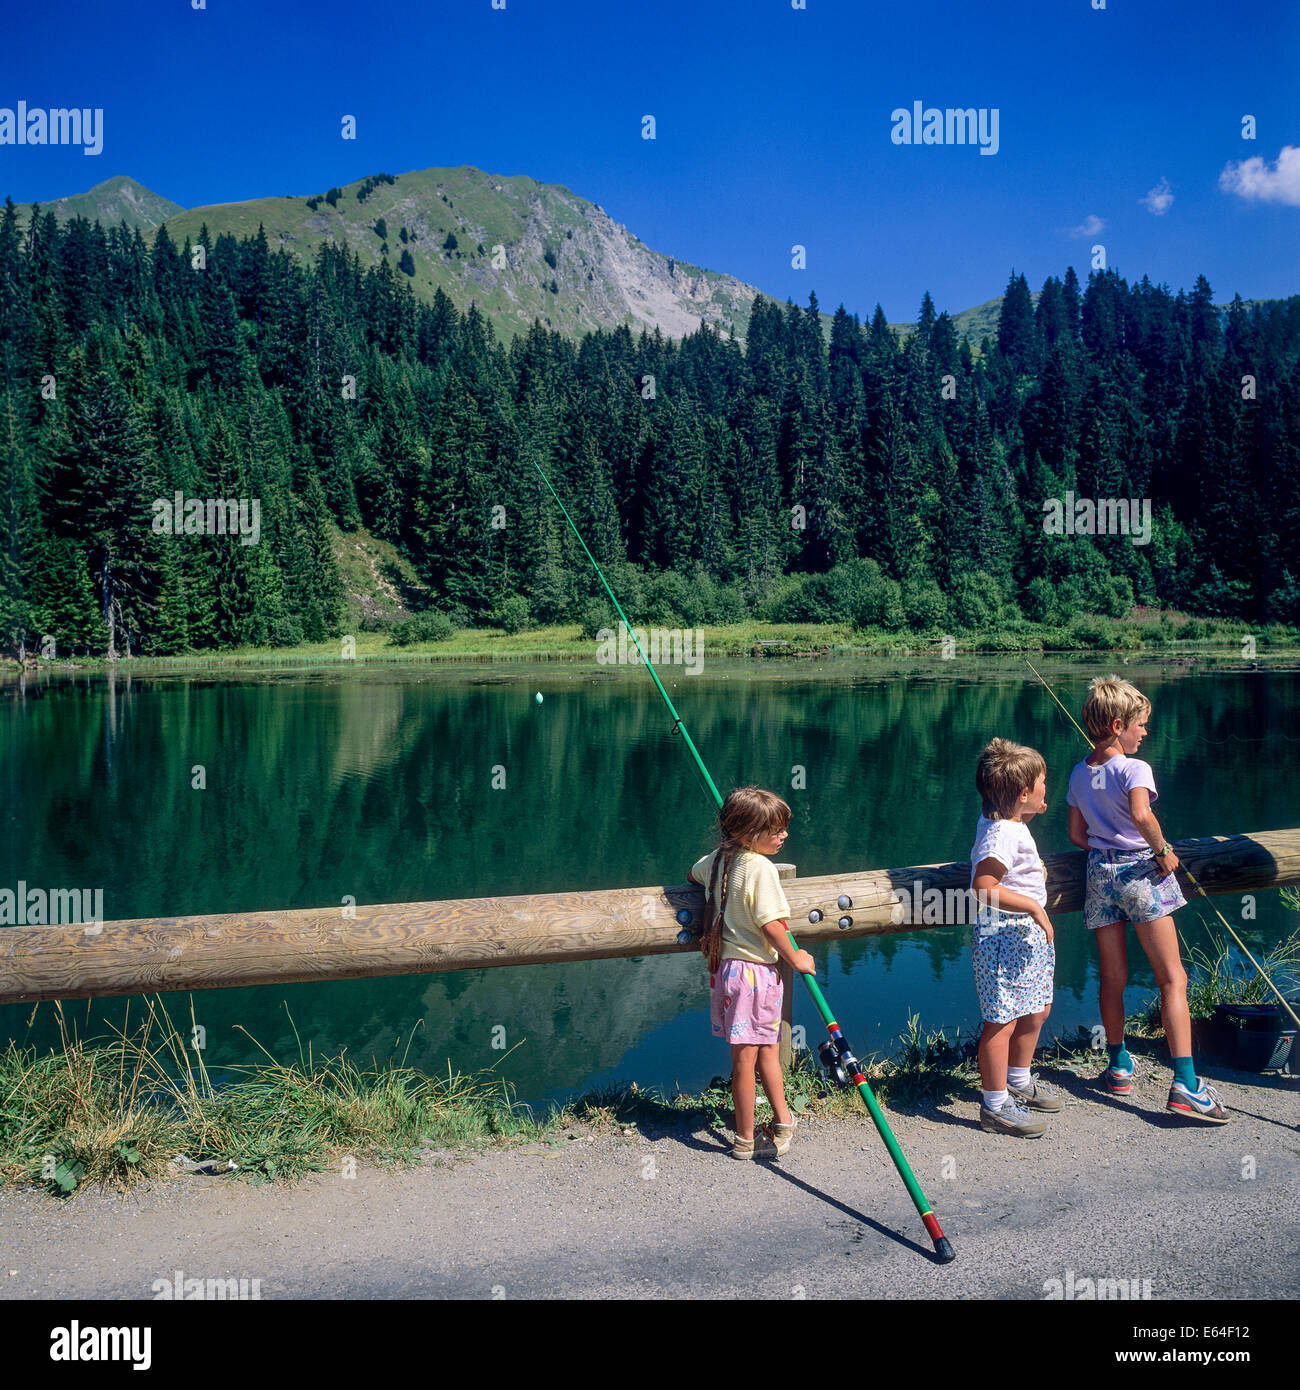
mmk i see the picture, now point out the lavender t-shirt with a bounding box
[1066,754,1157,850]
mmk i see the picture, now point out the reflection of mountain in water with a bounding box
[327,680,410,785]
[415,953,704,1096]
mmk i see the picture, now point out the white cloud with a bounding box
[1068,214,1106,238]
[1219,145,1300,208]
[1140,178,1174,215]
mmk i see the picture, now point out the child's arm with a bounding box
[1127,788,1180,872]
[760,920,816,976]
[1068,805,1091,850]
[972,858,1054,942]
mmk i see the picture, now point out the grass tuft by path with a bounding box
[0,1000,553,1197]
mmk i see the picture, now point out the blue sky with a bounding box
[3,0,1297,323]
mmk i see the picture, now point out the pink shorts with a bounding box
[710,958,783,1045]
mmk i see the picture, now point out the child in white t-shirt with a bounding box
[969,738,1063,1137]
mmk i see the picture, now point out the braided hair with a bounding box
[699,786,792,974]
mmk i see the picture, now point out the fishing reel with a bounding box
[818,1040,849,1087]
[817,1034,861,1090]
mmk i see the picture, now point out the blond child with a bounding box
[1066,675,1228,1123]
[688,786,815,1159]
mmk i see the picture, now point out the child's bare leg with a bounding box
[730,1043,759,1139]
[978,1019,1015,1091]
[1135,916,1191,1057]
[1093,921,1128,1043]
[755,1043,793,1127]
[1009,1006,1050,1068]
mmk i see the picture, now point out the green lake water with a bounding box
[2,656,1296,1107]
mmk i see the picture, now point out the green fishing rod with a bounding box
[1026,660,1300,1030]
[533,460,955,1264]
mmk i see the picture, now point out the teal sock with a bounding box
[1171,1056,1198,1092]
[1107,1042,1133,1072]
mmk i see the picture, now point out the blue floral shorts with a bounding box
[972,910,1055,1024]
[1084,848,1187,930]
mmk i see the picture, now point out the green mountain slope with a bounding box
[160,165,765,345]
[18,175,185,232]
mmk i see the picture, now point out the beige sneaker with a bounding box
[768,1119,797,1156]
[731,1130,776,1159]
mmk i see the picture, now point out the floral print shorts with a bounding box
[972,910,1055,1024]
[1084,847,1187,929]
[710,958,783,1045]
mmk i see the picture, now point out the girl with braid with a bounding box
[688,787,815,1159]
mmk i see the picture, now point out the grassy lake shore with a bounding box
[4,611,1299,680]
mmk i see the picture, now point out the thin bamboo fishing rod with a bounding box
[533,458,955,1264]
[1025,660,1300,1028]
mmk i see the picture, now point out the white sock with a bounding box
[1007,1067,1032,1090]
[982,1089,1009,1112]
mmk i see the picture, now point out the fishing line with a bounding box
[1025,660,1300,1028]
[1158,732,1300,745]
[533,457,955,1264]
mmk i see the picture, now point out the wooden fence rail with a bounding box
[2,829,1297,1007]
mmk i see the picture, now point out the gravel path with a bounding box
[1,1060,1295,1301]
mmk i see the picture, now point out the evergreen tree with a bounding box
[996,271,1038,375]
[43,347,158,658]
[916,291,937,345]
[0,390,38,657]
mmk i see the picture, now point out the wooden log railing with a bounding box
[2,829,1298,1007]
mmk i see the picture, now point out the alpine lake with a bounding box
[3,652,1296,1108]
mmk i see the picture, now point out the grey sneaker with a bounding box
[980,1097,1047,1137]
[1007,1076,1064,1112]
